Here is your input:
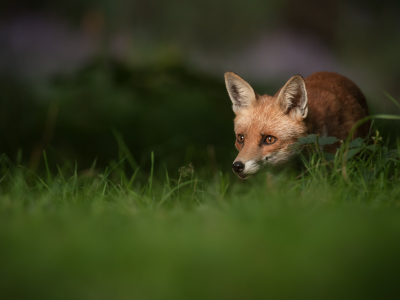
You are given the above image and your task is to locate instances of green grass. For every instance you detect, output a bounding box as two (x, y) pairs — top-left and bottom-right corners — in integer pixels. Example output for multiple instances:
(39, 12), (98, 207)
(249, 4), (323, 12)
(1, 134), (400, 300)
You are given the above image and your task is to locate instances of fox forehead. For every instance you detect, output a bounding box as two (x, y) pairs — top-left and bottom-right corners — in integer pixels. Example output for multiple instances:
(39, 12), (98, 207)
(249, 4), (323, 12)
(234, 97), (305, 140)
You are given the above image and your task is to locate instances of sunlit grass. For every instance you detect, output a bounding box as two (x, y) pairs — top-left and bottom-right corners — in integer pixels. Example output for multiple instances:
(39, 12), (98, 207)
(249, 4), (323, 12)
(1, 129), (400, 299)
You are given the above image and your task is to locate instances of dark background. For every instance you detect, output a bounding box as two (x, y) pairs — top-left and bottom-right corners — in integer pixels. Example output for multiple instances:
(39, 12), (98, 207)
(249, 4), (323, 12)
(1, 0), (400, 172)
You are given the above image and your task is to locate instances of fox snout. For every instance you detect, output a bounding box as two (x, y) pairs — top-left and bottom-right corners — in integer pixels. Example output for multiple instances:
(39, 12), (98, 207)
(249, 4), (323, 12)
(232, 161), (245, 174)
(232, 160), (260, 179)
(232, 158), (266, 179)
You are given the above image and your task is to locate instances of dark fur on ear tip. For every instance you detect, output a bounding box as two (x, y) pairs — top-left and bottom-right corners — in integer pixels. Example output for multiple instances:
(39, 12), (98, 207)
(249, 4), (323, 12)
(225, 72), (257, 111)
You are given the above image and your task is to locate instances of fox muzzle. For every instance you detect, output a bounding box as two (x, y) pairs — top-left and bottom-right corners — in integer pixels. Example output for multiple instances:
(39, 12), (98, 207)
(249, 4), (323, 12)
(232, 161), (245, 174)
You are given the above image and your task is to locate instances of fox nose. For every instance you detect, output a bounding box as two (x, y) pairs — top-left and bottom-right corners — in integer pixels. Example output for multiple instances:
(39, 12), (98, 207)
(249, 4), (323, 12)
(232, 161), (245, 174)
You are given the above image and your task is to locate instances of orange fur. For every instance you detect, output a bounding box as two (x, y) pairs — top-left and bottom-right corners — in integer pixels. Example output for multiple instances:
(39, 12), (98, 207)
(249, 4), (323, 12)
(225, 71), (370, 179)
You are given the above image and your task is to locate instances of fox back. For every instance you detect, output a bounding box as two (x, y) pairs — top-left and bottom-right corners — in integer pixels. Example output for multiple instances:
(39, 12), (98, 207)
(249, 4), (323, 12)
(225, 71), (370, 179)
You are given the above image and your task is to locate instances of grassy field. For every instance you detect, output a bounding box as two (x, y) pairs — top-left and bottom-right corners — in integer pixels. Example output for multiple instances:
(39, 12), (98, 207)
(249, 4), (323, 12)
(1, 134), (400, 300)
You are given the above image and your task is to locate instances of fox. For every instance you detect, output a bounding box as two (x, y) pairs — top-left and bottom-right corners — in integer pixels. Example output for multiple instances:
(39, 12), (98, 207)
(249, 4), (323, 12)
(225, 71), (370, 179)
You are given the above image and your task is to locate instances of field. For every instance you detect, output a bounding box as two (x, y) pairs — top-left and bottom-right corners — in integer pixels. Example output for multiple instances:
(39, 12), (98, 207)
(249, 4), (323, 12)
(3, 1), (400, 299)
(1, 132), (400, 300)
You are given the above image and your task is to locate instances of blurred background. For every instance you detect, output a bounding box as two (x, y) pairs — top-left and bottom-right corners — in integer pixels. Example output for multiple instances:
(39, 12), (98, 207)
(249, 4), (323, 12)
(1, 0), (400, 172)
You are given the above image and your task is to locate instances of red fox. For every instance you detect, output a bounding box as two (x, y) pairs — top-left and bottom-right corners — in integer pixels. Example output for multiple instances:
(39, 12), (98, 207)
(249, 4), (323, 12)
(225, 71), (370, 179)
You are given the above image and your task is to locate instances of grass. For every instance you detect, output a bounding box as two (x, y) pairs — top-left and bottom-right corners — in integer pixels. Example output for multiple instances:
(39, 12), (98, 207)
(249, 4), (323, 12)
(1, 132), (400, 300)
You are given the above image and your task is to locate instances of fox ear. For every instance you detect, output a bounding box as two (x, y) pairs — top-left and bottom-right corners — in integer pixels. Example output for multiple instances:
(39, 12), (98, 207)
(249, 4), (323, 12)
(276, 75), (308, 119)
(225, 72), (257, 113)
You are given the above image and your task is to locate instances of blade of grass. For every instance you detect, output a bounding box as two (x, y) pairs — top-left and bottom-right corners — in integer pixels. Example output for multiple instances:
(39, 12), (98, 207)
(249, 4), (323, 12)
(0, 167), (10, 184)
(113, 129), (138, 170)
(127, 167), (140, 189)
(88, 158), (98, 186)
(99, 157), (127, 186)
(18, 165), (52, 193)
(56, 164), (66, 184)
(384, 92), (400, 110)
(101, 181), (108, 199)
(74, 160), (78, 201)
(43, 150), (52, 184)
(147, 152), (154, 198)
(157, 180), (197, 207)
(164, 163), (171, 190)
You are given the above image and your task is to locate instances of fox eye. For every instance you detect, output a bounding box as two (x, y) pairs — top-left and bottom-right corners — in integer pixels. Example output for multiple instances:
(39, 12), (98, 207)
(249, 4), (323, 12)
(237, 134), (245, 144)
(263, 135), (277, 145)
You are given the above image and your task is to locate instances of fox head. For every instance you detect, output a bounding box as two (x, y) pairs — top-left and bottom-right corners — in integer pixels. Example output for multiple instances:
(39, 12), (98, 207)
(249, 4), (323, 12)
(225, 72), (308, 179)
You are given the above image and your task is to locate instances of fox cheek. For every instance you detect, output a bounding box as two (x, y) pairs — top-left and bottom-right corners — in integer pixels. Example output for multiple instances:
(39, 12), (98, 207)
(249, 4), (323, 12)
(235, 142), (241, 151)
